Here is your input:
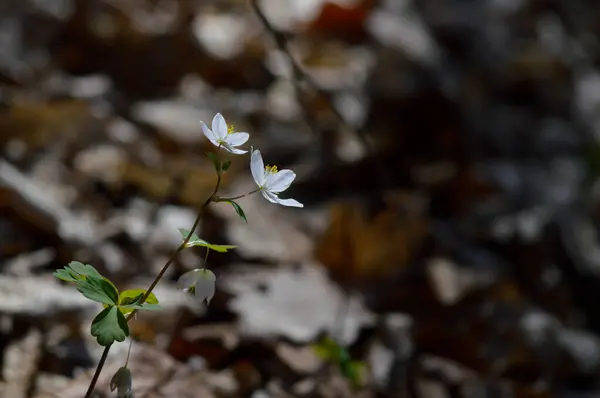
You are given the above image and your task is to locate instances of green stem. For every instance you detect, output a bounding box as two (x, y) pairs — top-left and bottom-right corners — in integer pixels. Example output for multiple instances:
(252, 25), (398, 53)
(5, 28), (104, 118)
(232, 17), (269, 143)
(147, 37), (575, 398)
(215, 188), (259, 202)
(84, 173), (223, 398)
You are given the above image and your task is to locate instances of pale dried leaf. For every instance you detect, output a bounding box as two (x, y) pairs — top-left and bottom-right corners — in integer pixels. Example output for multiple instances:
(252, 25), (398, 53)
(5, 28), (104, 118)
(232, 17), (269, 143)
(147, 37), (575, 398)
(223, 263), (374, 343)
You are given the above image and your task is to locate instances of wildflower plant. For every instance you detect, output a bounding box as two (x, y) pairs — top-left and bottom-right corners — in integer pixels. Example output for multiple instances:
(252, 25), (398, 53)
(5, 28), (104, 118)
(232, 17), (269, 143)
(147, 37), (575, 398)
(53, 112), (362, 395)
(53, 112), (304, 397)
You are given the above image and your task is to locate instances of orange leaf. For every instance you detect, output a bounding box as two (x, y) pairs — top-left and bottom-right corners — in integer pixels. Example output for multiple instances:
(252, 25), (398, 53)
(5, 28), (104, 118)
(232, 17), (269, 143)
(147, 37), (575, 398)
(316, 191), (428, 284)
(303, 0), (377, 44)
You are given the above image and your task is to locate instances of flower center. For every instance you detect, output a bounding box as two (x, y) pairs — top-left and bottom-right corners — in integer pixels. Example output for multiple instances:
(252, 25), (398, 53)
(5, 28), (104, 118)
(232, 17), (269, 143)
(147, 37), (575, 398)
(265, 165), (278, 174)
(227, 124), (235, 135)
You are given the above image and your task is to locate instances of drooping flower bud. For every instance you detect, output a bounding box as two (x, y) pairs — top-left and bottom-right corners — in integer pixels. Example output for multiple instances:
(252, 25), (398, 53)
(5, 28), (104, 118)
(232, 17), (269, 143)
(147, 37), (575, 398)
(177, 268), (216, 305)
(110, 366), (132, 398)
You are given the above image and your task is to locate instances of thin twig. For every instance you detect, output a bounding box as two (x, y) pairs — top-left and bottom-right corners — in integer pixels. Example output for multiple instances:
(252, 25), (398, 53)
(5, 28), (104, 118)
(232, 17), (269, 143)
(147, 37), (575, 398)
(84, 174), (223, 398)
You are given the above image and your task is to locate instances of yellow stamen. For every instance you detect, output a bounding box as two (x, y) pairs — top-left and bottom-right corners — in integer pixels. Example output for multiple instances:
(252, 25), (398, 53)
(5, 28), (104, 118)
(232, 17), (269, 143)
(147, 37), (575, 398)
(227, 124), (235, 135)
(265, 165), (278, 174)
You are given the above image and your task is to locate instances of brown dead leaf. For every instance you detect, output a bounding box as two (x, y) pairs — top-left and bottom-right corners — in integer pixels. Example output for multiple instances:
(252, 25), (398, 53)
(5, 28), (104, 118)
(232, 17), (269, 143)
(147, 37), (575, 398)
(116, 158), (235, 206)
(316, 192), (428, 284)
(0, 100), (93, 148)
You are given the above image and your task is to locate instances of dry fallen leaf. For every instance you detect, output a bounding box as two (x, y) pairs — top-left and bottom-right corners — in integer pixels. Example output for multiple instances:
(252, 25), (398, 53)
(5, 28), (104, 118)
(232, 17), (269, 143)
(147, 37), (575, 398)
(35, 342), (215, 398)
(0, 100), (94, 148)
(316, 192), (428, 284)
(0, 329), (43, 398)
(223, 262), (375, 344)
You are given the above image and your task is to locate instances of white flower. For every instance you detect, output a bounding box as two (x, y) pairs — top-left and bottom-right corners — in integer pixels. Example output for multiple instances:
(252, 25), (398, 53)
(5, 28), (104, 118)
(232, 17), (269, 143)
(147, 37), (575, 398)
(250, 149), (303, 208)
(177, 268), (216, 305)
(201, 113), (249, 154)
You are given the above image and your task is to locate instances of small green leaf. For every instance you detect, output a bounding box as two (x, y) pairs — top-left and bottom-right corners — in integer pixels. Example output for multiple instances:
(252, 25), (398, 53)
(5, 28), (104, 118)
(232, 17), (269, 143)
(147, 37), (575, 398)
(222, 159), (231, 171)
(119, 293), (144, 306)
(53, 269), (79, 282)
(53, 261), (102, 283)
(76, 276), (119, 305)
(340, 360), (366, 389)
(312, 336), (365, 389)
(117, 289), (160, 314)
(207, 152), (221, 172)
(225, 200), (247, 223)
(178, 228), (200, 243)
(178, 229), (237, 252)
(119, 289), (159, 305)
(91, 306), (129, 346)
(312, 336), (343, 361)
(120, 302), (161, 311)
(68, 261), (102, 280)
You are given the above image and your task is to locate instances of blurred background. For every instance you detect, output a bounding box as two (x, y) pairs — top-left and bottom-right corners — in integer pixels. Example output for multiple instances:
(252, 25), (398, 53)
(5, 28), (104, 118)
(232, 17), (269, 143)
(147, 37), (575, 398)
(2, 0), (600, 397)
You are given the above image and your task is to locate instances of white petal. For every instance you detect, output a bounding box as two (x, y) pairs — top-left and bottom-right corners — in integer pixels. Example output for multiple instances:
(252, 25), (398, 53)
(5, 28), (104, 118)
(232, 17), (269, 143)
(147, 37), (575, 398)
(224, 132), (249, 146)
(201, 121), (217, 142)
(274, 197), (304, 208)
(194, 269), (216, 305)
(177, 269), (201, 290)
(265, 169), (296, 193)
(212, 113), (227, 139)
(250, 149), (265, 186)
(227, 147), (247, 155)
(207, 135), (222, 148)
(261, 189), (280, 204)
(262, 189), (303, 207)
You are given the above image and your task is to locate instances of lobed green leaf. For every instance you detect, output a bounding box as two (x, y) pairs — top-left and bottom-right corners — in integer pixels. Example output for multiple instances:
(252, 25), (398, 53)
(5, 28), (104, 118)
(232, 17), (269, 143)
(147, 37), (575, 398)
(76, 276), (119, 306)
(91, 306), (129, 346)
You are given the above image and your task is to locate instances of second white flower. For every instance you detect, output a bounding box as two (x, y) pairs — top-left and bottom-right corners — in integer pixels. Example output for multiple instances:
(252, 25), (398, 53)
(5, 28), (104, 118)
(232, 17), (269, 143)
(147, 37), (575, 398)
(250, 149), (303, 208)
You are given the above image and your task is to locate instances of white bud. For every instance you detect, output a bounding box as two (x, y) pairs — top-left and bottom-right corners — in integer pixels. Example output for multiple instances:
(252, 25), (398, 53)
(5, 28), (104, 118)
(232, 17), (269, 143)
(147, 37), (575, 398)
(110, 366), (132, 398)
(177, 268), (216, 305)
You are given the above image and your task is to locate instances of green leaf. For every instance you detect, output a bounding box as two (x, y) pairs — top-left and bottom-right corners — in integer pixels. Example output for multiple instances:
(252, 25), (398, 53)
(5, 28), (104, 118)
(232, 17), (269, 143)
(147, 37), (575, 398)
(178, 228), (200, 243)
(91, 306), (129, 346)
(225, 200), (247, 223)
(222, 159), (231, 171)
(313, 336), (344, 361)
(119, 289), (159, 305)
(312, 336), (365, 389)
(207, 152), (221, 172)
(53, 261), (102, 283)
(120, 302), (161, 311)
(340, 360), (366, 389)
(76, 276), (119, 305)
(117, 289), (160, 314)
(53, 269), (79, 282)
(68, 261), (102, 279)
(178, 229), (237, 253)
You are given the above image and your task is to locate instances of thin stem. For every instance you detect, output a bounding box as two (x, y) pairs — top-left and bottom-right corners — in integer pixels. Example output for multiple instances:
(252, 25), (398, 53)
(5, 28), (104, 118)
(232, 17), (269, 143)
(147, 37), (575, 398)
(84, 172), (223, 398)
(84, 346), (110, 398)
(215, 188), (260, 202)
(204, 246), (210, 266)
(124, 336), (133, 368)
